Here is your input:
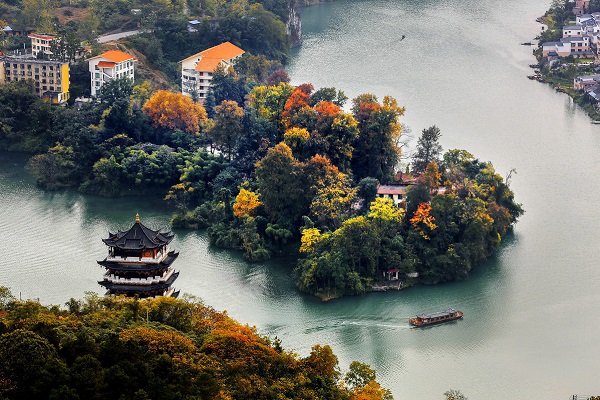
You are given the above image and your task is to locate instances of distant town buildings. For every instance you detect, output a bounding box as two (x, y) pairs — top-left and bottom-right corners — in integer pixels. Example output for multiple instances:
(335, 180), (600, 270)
(180, 42), (245, 102)
(87, 50), (137, 97)
(0, 56), (70, 104)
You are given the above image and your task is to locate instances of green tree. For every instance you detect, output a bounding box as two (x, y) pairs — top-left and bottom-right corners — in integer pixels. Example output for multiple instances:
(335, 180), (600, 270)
(99, 76), (134, 105)
(26, 143), (76, 189)
(209, 100), (245, 161)
(412, 125), (443, 174)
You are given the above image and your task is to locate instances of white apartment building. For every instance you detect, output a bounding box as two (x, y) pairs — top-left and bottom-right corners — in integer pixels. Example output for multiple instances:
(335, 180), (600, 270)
(87, 50), (136, 97)
(180, 42), (245, 102)
(28, 33), (57, 58)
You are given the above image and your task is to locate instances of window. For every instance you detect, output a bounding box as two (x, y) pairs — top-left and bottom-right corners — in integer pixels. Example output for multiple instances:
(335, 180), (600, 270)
(95, 73), (100, 78)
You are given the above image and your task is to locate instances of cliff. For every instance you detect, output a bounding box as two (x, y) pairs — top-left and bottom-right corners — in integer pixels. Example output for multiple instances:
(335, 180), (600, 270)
(287, 0), (303, 48)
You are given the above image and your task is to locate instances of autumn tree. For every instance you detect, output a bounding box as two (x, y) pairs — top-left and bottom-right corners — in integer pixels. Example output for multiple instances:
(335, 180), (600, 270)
(208, 100), (245, 160)
(351, 94), (405, 182)
(143, 90), (207, 134)
(266, 69), (290, 86)
(281, 83), (313, 127)
(412, 125), (443, 174)
(233, 188), (262, 218)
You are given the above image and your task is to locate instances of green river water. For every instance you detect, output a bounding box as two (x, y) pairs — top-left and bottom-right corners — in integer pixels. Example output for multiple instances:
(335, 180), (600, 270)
(1, 0), (600, 398)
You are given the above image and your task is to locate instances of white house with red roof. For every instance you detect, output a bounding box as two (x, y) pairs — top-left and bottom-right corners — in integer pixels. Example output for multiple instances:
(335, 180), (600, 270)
(87, 50), (137, 97)
(179, 42), (245, 102)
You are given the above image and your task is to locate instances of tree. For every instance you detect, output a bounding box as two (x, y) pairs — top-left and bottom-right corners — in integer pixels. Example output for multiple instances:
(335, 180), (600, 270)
(266, 69), (290, 86)
(311, 87), (348, 107)
(26, 143), (76, 189)
(351, 95), (405, 182)
(358, 177), (379, 210)
(412, 125), (443, 174)
(444, 389), (468, 400)
(209, 100), (245, 160)
(203, 65), (247, 117)
(143, 91), (207, 134)
(233, 188), (262, 218)
(255, 142), (302, 224)
(98, 77), (134, 104)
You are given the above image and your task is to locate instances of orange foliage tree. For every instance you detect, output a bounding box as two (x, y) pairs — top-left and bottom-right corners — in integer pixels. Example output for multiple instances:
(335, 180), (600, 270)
(410, 202), (437, 240)
(142, 90), (207, 134)
(233, 188), (262, 218)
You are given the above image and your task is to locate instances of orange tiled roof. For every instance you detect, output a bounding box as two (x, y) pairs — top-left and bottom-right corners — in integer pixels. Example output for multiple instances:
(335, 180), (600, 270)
(199, 42), (245, 60)
(195, 57), (224, 72)
(92, 50), (136, 63)
(97, 61), (116, 68)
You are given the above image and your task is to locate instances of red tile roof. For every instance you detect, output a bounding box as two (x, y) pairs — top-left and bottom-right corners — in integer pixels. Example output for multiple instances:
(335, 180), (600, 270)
(180, 42), (245, 63)
(97, 61), (116, 68)
(91, 50), (136, 63)
(195, 57), (223, 72)
(199, 41), (244, 60)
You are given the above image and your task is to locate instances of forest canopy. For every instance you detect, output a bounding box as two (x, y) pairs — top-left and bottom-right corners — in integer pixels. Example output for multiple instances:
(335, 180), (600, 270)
(0, 287), (393, 400)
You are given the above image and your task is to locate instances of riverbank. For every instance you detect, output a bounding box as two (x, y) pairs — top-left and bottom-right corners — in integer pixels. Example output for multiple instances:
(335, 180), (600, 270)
(532, 4), (600, 121)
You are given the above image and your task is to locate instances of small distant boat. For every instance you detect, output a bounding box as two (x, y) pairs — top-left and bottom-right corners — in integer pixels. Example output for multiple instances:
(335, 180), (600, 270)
(591, 120), (600, 124)
(409, 308), (463, 327)
(521, 42), (533, 46)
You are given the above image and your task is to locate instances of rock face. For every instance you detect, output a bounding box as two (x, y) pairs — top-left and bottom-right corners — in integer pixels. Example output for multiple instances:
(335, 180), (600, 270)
(287, 0), (303, 48)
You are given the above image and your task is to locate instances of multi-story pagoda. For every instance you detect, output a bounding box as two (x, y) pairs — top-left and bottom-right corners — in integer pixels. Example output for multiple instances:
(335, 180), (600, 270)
(98, 214), (180, 298)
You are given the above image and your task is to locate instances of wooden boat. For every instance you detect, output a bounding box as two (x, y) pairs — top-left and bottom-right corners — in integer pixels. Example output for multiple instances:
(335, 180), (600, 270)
(409, 308), (463, 327)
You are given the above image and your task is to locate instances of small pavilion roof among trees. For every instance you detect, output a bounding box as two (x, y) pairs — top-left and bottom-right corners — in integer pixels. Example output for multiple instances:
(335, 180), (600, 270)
(98, 214), (180, 298)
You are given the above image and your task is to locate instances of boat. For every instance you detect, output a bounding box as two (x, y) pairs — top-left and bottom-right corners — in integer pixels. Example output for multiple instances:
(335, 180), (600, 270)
(409, 308), (463, 327)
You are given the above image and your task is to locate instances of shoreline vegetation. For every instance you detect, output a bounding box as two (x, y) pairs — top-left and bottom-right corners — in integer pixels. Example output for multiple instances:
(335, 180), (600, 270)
(533, 0), (600, 121)
(1, 0), (522, 302)
(0, 287), (394, 399)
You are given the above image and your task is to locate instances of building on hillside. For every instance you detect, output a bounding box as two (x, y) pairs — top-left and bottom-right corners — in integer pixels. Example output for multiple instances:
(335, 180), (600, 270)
(574, 0), (590, 14)
(87, 50), (136, 97)
(29, 33), (56, 58)
(179, 41), (245, 103)
(97, 214), (180, 298)
(0, 56), (70, 104)
(376, 184), (412, 207)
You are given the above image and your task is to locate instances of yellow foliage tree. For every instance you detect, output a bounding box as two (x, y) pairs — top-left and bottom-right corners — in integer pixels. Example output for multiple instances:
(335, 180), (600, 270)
(299, 227), (322, 253)
(142, 90), (207, 134)
(233, 188), (262, 218)
(367, 197), (404, 223)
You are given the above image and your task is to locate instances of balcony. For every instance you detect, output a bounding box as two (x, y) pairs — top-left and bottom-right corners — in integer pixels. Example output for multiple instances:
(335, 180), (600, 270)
(103, 267), (175, 285)
(105, 248), (170, 264)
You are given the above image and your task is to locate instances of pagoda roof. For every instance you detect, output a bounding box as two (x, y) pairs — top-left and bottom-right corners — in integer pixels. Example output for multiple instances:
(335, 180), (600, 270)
(98, 252), (179, 271)
(103, 214), (174, 250)
(99, 271), (179, 292)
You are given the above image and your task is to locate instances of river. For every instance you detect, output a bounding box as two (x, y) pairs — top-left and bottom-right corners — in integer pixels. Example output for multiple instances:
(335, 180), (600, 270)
(1, 0), (600, 397)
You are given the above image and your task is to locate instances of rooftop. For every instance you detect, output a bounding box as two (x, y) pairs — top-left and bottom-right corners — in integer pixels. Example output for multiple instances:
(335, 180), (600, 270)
(195, 57), (224, 72)
(90, 50), (137, 63)
(102, 214), (174, 250)
(181, 41), (245, 63)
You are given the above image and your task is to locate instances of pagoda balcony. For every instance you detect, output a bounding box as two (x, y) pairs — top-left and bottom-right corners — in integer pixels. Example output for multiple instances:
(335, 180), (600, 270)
(105, 248), (171, 264)
(103, 267), (176, 286)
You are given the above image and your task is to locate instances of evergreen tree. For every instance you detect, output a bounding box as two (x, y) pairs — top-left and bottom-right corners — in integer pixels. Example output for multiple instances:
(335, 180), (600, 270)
(411, 125), (443, 174)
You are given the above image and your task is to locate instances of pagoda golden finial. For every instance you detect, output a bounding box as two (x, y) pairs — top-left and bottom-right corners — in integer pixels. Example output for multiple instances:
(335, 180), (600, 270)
(135, 213), (140, 223)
